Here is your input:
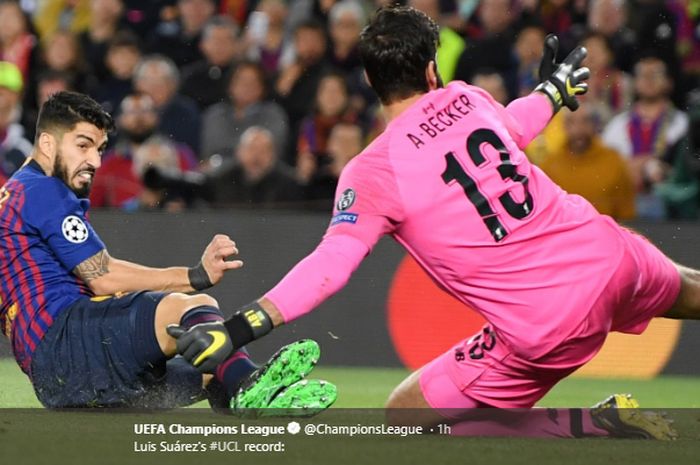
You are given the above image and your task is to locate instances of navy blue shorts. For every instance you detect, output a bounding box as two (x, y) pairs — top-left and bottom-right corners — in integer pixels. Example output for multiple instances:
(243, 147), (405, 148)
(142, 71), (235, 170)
(30, 291), (204, 408)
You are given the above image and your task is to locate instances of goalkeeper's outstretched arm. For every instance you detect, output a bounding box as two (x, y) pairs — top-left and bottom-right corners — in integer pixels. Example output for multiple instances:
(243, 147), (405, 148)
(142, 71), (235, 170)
(262, 234), (370, 324)
(216, 234), (369, 348)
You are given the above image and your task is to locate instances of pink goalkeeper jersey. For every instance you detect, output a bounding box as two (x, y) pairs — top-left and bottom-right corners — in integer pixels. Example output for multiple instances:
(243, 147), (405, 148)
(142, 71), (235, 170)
(268, 81), (627, 360)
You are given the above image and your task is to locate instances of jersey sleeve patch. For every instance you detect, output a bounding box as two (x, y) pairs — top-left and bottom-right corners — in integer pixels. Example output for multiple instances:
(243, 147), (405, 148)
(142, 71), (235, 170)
(324, 154), (402, 249)
(336, 188), (356, 211)
(61, 215), (90, 244)
(330, 212), (359, 226)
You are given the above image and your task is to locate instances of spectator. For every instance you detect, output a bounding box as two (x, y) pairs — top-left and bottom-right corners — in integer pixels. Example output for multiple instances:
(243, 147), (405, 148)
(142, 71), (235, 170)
(409, 0), (466, 83)
(220, 0), (253, 26)
(587, 0), (636, 73)
(21, 69), (75, 142)
(147, 0), (216, 68)
(181, 16), (241, 109)
(310, 0), (345, 23)
(669, 0), (700, 82)
(200, 60), (289, 163)
(454, 0), (518, 100)
(90, 93), (198, 208)
(514, 24), (545, 97)
(275, 19), (331, 163)
(34, 0), (91, 40)
(0, 61), (32, 184)
(93, 30), (142, 114)
(209, 127), (303, 206)
(0, 0), (39, 81)
(327, 0), (376, 123)
(627, 0), (685, 103)
(328, 0), (365, 73)
(35, 71), (74, 107)
(326, 122), (362, 175)
(602, 54), (689, 220)
(284, 0), (326, 39)
(279, 0), (343, 29)
(124, 138), (188, 212)
(651, 91), (700, 219)
(119, 0), (172, 39)
(540, 103), (636, 221)
(303, 122), (363, 203)
(296, 72), (355, 183)
(244, 0), (290, 75)
(580, 32), (634, 126)
(627, 0), (679, 71)
(537, 0), (580, 37)
(471, 68), (509, 105)
(40, 29), (96, 94)
(78, 0), (125, 82)
(133, 54), (201, 153)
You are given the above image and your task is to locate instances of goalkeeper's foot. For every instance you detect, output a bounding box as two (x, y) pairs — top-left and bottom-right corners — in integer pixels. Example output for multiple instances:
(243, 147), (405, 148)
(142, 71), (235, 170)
(231, 339), (321, 413)
(591, 394), (678, 440)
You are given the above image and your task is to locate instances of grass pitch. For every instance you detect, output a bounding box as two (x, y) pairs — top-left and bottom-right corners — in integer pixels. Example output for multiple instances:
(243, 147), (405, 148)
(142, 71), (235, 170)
(3, 358), (700, 408)
(2, 359), (700, 465)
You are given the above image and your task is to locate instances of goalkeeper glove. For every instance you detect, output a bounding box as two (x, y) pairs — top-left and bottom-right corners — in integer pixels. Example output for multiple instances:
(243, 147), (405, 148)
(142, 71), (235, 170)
(167, 322), (233, 373)
(535, 34), (590, 112)
(166, 302), (274, 373)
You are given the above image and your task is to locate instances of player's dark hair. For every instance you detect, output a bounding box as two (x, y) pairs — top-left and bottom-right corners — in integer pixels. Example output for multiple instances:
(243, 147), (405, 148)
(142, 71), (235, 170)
(35, 91), (115, 142)
(359, 6), (440, 105)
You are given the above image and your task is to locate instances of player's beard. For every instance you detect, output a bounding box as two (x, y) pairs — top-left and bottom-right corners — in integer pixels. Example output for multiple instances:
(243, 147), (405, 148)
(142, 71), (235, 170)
(53, 150), (94, 199)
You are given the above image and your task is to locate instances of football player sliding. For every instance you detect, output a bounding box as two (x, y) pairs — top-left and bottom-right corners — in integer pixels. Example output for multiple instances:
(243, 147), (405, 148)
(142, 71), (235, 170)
(0, 91), (336, 414)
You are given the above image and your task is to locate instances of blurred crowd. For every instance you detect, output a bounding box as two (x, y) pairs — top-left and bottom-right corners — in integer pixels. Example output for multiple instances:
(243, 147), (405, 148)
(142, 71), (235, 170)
(1, 0), (700, 219)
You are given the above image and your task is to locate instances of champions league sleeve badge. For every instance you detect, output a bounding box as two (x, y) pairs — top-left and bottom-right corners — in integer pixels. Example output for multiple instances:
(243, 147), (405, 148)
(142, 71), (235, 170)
(332, 188), (359, 226)
(62, 215), (89, 244)
(336, 188), (356, 211)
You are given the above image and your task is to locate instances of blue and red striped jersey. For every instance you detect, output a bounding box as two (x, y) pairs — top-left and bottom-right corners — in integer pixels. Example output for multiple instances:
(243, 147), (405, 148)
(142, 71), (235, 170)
(0, 160), (105, 375)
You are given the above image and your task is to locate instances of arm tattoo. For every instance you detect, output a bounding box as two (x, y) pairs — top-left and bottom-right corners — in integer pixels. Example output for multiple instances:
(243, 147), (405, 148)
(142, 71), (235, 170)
(73, 249), (110, 282)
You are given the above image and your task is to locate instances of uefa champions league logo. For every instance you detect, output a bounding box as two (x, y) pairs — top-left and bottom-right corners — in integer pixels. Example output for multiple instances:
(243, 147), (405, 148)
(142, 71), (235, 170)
(62, 215), (89, 244)
(337, 188), (356, 211)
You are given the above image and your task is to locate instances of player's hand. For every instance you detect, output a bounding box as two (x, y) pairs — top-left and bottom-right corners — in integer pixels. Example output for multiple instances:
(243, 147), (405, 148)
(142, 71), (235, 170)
(167, 323), (234, 373)
(200, 234), (244, 286)
(535, 34), (589, 112)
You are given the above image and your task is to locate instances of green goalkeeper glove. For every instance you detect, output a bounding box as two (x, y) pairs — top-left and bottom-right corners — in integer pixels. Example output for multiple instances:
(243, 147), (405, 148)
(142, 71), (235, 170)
(535, 34), (590, 112)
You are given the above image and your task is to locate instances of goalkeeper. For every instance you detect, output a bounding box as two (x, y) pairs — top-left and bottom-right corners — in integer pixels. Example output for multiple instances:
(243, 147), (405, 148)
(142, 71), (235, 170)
(171, 7), (688, 439)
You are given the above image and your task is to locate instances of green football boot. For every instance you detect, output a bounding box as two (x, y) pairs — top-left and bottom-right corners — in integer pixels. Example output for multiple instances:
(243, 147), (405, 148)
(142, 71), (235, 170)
(261, 379), (337, 417)
(232, 339), (331, 416)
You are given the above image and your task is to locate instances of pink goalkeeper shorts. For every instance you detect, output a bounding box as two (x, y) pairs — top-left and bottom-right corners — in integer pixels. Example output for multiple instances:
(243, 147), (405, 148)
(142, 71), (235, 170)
(420, 222), (681, 415)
